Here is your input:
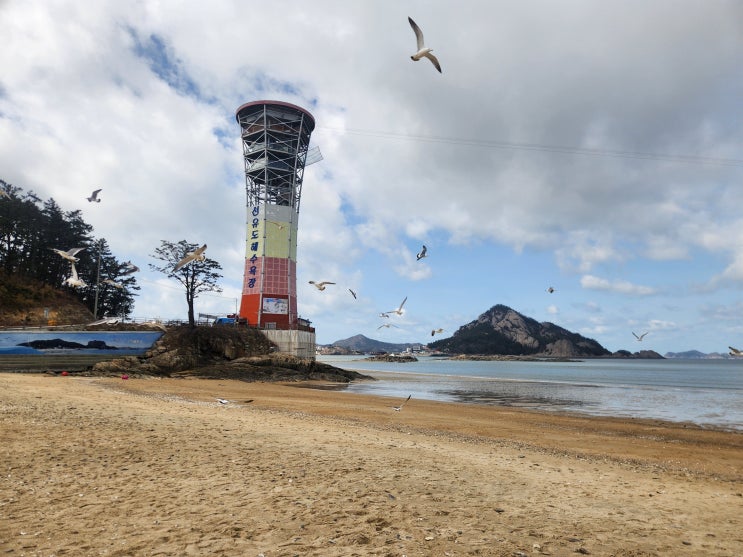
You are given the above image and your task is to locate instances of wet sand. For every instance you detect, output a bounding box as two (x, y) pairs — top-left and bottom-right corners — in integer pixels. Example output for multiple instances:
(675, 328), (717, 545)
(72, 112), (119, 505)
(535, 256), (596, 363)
(1, 373), (742, 556)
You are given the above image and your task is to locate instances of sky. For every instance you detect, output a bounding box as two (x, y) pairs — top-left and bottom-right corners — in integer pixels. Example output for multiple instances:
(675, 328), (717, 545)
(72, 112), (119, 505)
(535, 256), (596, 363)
(1, 0), (743, 354)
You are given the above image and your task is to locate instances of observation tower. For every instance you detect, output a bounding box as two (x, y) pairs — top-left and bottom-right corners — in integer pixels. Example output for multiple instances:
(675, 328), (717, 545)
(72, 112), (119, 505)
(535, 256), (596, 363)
(235, 100), (319, 351)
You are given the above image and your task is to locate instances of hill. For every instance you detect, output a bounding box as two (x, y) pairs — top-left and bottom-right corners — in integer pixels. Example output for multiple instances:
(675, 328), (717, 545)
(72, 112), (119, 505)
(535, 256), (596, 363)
(0, 271), (94, 326)
(664, 350), (729, 359)
(429, 304), (611, 358)
(324, 334), (417, 354)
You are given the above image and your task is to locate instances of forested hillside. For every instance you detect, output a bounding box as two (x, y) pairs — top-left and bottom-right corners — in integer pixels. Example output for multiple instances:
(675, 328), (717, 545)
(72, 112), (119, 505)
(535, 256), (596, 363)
(0, 179), (139, 321)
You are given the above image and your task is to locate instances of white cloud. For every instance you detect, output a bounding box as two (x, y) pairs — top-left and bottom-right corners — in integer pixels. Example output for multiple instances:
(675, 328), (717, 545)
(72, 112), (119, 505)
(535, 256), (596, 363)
(580, 275), (658, 296)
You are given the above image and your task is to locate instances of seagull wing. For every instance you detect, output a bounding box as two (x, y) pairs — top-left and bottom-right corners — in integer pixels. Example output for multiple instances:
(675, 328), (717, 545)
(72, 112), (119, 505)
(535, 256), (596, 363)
(173, 253), (195, 271)
(408, 17), (425, 50)
(632, 332), (640, 340)
(398, 296), (408, 311)
(422, 52), (442, 73)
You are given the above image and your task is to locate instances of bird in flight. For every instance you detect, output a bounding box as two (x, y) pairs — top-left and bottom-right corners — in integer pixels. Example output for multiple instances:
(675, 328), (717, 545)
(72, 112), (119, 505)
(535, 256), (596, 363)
(309, 280), (335, 291)
(392, 394), (412, 411)
(216, 398), (229, 405)
(416, 245), (428, 260)
(632, 331), (648, 341)
(408, 17), (441, 73)
(102, 278), (123, 289)
(51, 247), (85, 262)
(87, 189), (102, 202)
(431, 328), (444, 336)
(729, 346), (742, 357)
(64, 262), (87, 288)
(386, 296), (408, 316)
(377, 323), (399, 330)
(546, 286), (555, 294)
(348, 288), (357, 299)
(0, 189), (9, 199)
(120, 261), (139, 275)
(174, 244), (207, 272)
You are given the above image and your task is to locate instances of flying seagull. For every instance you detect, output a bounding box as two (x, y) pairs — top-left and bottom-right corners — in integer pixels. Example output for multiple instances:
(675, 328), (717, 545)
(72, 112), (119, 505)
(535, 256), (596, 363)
(416, 245), (427, 260)
(87, 189), (102, 202)
(309, 280), (335, 291)
(348, 288), (357, 299)
(51, 247), (85, 262)
(431, 328), (444, 336)
(120, 261), (139, 275)
(216, 398), (229, 405)
(392, 394), (412, 411)
(632, 331), (648, 341)
(102, 278), (124, 289)
(547, 286), (555, 294)
(64, 262), (87, 288)
(408, 17), (441, 73)
(0, 189), (9, 199)
(174, 244), (207, 272)
(379, 312), (390, 318)
(387, 296), (408, 316)
(729, 346), (742, 357)
(377, 323), (399, 330)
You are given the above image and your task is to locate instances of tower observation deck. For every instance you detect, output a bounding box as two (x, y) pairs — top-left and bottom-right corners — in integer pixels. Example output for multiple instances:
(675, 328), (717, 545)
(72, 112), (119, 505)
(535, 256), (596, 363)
(235, 100), (316, 331)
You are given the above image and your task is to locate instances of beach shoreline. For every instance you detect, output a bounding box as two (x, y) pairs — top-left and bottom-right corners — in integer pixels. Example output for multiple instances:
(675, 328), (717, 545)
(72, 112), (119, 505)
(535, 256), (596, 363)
(1, 373), (742, 556)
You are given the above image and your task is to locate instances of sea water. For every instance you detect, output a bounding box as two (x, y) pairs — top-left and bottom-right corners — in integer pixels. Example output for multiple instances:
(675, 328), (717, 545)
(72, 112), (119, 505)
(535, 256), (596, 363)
(318, 355), (743, 431)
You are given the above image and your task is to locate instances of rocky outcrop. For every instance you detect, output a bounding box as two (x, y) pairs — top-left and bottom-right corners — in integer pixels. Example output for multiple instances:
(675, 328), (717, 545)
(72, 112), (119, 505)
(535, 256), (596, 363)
(429, 304), (610, 358)
(90, 325), (372, 382)
(364, 354), (418, 363)
(608, 349), (664, 359)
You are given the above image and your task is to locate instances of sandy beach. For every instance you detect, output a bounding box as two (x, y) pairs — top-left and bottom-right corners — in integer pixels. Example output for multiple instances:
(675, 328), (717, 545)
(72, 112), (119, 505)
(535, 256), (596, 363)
(1, 373), (742, 556)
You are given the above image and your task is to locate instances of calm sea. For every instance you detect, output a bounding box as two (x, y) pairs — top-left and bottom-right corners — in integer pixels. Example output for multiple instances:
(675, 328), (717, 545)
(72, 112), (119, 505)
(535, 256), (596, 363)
(317, 355), (743, 431)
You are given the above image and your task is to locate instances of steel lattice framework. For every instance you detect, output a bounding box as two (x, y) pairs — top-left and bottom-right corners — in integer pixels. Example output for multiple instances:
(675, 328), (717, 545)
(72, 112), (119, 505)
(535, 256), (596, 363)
(236, 101), (315, 211)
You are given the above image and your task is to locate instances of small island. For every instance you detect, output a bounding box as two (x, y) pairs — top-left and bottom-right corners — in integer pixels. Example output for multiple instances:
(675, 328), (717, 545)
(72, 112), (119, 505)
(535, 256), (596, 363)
(364, 354), (418, 363)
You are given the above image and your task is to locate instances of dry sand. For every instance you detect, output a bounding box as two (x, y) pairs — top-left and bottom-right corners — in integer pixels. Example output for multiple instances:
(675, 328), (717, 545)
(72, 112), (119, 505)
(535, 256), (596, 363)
(1, 372), (742, 556)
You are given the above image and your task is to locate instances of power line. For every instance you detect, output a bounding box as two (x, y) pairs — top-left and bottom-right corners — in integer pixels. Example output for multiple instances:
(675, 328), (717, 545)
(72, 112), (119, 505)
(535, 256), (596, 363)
(316, 126), (743, 167)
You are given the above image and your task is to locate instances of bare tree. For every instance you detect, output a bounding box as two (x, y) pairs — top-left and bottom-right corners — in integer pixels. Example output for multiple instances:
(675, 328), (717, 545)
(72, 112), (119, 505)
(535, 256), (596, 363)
(149, 240), (223, 327)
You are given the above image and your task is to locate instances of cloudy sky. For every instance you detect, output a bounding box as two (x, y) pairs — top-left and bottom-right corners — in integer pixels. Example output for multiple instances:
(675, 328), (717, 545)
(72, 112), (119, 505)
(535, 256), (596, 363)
(2, 0), (742, 354)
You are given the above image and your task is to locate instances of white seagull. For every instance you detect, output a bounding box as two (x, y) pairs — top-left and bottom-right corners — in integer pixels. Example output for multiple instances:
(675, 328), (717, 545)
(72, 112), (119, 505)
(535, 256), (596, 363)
(416, 245), (428, 260)
(51, 247), (85, 262)
(377, 323), (399, 330)
(729, 346), (742, 357)
(120, 261), (139, 275)
(431, 328), (444, 336)
(386, 296), (408, 316)
(408, 17), (442, 73)
(64, 262), (87, 288)
(87, 188), (102, 202)
(216, 398), (229, 405)
(102, 278), (124, 289)
(379, 312), (390, 318)
(0, 189), (9, 199)
(309, 280), (335, 291)
(174, 244), (207, 272)
(392, 394), (411, 412)
(632, 331), (648, 341)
